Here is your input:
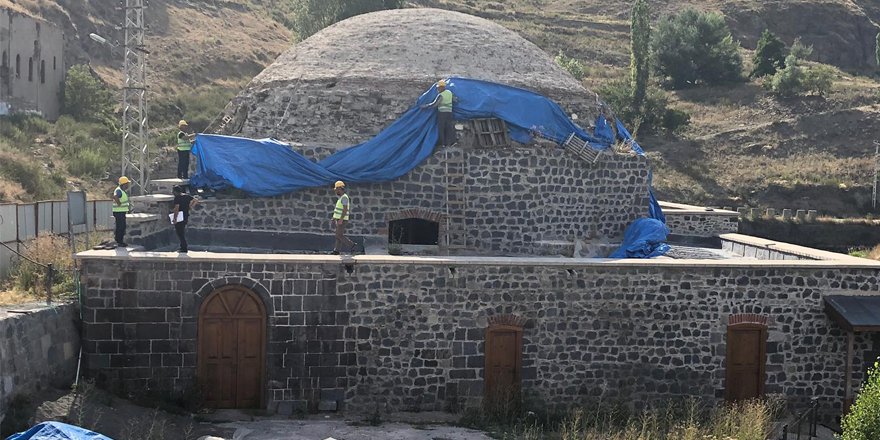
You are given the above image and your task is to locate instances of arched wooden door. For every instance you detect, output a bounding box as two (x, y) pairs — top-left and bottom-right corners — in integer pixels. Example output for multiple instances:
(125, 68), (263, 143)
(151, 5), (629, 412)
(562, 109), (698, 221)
(725, 323), (767, 401)
(198, 285), (266, 408)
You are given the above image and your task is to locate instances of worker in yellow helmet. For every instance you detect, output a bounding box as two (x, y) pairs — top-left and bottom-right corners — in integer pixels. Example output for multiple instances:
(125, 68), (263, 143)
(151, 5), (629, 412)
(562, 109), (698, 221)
(176, 120), (196, 179)
(331, 181), (360, 254)
(421, 79), (458, 148)
(112, 176), (131, 248)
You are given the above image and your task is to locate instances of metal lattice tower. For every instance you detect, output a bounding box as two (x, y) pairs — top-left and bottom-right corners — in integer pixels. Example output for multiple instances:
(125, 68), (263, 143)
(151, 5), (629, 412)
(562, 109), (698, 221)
(122, 0), (149, 195)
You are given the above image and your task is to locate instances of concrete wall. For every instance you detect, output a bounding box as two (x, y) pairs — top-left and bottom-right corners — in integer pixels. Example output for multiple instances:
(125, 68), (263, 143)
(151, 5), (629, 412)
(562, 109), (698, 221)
(144, 146), (650, 256)
(0, 304), (80, 425)
(77, 255), (880, 417)
(0, 9), (65, 120)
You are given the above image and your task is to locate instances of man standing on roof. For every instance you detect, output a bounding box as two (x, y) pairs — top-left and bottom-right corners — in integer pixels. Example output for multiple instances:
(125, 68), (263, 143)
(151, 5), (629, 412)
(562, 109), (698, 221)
(171, 185), (199, 253)
(112, 176), (131, 248)
(421, 79), (457, 148)
(176, 120), (196, 179)
(331, 181), (358, 255)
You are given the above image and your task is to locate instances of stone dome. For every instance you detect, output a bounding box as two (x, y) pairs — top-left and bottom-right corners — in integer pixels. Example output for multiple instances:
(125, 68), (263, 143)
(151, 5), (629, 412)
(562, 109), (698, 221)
(216, 8), (597, 146)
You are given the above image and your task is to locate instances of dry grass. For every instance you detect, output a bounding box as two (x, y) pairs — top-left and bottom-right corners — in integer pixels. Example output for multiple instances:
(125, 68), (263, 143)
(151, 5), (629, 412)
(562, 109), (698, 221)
(0, 234), (84, 306)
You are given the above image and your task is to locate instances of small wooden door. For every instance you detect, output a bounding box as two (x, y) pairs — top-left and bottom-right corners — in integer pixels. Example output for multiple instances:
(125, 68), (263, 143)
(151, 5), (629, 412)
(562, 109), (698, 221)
(198, 285), (266, 408)
(725, 323), (767, 401)
(485, 325), (523, 400)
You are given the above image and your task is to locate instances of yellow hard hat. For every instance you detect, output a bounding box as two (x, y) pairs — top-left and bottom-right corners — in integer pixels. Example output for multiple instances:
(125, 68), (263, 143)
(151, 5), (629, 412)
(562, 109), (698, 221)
(334, 181), (345, 189)
(118, 176), (130, 185)
(437, 79), (447, 88)
(178, 120), (188, 127)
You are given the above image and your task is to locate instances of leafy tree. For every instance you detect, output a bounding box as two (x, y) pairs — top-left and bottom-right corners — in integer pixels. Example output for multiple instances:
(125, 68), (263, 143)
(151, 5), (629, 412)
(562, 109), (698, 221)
(767, 54), (804, 97)
(750, 29), (786, 78)
(630, 0), (651, 112)
(652, 8), (743, 88)
(841, 360), (880, 440)
(598, 80), (689, 135)
(789, 37), (814, 60)
(554, 51), (586, 80)
(767, 38), (833, 98)
(803, 65), (834, 96)
(62, 65), (114, 123)
(291, 0), (404, 40)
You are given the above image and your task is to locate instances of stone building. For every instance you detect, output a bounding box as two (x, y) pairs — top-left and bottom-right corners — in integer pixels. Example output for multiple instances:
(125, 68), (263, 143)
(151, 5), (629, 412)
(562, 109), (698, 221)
(75, 8), (880, 421)
(0, 8), (65, 120)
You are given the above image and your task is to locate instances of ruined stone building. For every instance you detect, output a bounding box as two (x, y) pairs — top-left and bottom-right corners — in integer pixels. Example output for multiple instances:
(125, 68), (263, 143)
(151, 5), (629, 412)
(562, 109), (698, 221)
(75, 9), (880, 418)
(0, 8), (64, 120)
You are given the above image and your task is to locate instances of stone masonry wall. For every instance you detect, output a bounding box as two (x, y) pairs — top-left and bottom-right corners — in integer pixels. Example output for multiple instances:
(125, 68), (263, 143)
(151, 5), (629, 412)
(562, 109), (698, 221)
(178, 146), (650, 255)
(0, 304), (80, 425)
(78, 256), (879, 418)
(665, 213), (739, 238)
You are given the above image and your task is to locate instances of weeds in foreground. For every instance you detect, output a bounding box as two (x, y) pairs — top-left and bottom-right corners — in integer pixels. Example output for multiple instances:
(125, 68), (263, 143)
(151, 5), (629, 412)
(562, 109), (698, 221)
(463, 397), (779, 440)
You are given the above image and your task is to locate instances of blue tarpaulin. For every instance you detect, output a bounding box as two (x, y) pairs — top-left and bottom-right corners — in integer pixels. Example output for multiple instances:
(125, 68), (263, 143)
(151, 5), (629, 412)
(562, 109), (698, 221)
(5, 422), (113, 440)
(609, 218), (671, 259)
(190, 77), (610, 196)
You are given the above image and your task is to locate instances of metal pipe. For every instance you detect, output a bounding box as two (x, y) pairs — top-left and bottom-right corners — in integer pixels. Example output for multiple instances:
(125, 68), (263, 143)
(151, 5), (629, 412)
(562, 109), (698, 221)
(845, 331), (854, 412)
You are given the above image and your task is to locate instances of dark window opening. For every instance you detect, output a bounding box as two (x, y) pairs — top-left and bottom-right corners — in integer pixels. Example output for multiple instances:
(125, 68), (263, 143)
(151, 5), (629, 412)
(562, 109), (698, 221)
(53, 56), (56, 70)
(40, 60), (45, 83)
(15, 54), (20, 78)
(389, 218), (439, 245)
(28, 57), (33, 81)
(473, 118), (510, 148)
(1, 51), (6, 68)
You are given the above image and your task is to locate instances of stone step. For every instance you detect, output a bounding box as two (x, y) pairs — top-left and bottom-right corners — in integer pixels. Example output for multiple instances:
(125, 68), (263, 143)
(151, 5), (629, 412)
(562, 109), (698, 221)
(126, 213), (160, 223)
(130, 194), (174, 204)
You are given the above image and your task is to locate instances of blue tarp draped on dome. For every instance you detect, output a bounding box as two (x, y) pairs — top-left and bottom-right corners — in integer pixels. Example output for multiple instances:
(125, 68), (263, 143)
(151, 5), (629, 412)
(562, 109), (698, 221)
(189, 77), (666, 255)
(5, 422), (113, 440)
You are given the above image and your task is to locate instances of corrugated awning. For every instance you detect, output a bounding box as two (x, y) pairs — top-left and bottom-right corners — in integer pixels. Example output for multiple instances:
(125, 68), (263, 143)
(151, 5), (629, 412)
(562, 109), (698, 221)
(825, 295), (880, 332)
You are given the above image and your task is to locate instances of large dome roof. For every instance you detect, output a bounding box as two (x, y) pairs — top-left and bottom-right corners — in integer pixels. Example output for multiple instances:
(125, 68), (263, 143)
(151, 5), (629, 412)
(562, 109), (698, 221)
(253, 8), (586, 93)
(216, 8), (597, 146)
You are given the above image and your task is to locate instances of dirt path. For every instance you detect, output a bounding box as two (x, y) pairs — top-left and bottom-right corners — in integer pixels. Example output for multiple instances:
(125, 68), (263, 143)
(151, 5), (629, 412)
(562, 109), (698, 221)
(220, 419), (493, 440)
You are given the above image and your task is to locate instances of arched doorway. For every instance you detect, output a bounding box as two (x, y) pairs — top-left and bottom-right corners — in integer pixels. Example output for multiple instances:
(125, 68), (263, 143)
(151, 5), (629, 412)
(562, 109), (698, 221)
(725, 315), (768, 401)
(198, 285), (267, 408)
(484, 315), (525, 406)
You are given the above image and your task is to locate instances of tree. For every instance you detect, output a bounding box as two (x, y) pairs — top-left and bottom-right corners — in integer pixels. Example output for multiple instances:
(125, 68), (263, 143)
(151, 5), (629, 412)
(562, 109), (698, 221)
(292, 0), (404, 40)
(62, 65), (114, 123)
(630, 0), (651, 113)
(652, 8), (743, 88)
(750, 29), (786, 78)
(841, 360), (880, 440)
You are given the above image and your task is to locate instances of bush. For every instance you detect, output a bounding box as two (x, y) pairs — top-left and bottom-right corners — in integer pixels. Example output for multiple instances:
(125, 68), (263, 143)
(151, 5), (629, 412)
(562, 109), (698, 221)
(0, 151), (64, 199)
(63, 64), (114, 122)
(0, 113), (49, 149)
(598, 80), (690, 135)
(289, 0), (404, 40)
(767, 55), (804, 97)
(803, 65), (834, 96)
(150, 87), (237, 134)
(13, 235), (75, 297)
(555, 51), (586, 80)
(751, 29), (787, 78)
(841, 360), (880, 440)
(653, 8), (744, 88)
(67, 148), (109, 177)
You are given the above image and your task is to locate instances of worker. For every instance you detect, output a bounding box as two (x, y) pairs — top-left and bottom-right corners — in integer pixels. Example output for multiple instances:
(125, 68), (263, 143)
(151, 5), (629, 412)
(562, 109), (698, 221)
(176, 120), (196, 179)
(421, 79), (457, 148)
(112, 176), (131, 248)
(331, 181), (358, 255)
(171, 185), (199, 253)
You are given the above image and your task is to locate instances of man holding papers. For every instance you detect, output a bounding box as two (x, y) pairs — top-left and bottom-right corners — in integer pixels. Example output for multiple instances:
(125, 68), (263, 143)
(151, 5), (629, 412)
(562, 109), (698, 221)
(170, 185), (199, 253)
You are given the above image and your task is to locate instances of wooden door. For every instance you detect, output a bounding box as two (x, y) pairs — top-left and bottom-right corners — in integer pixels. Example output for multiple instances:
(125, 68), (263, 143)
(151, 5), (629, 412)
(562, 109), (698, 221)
(725, 324), (767, 401)
(485, 325), (523, 401)
(198, 285), (266, 408)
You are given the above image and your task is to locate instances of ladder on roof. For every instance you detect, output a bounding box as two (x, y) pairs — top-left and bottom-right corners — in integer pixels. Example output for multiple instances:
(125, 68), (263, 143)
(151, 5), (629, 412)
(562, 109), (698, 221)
(564, 133), (602, 164)
(444, 146), (468, 251)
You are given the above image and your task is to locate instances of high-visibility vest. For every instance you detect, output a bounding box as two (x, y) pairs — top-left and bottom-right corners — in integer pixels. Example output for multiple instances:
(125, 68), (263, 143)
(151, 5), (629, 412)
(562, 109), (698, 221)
(113, 186), (129, 212)
(438, 90), (453, 113)
(177, 131), (192, 151)
(333, 194), (350, 220)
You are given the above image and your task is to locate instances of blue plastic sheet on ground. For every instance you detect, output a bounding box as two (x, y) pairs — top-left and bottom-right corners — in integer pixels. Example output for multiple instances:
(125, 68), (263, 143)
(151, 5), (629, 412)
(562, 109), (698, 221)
(609, 218), (671, 259)
(5, 422), (114, 440)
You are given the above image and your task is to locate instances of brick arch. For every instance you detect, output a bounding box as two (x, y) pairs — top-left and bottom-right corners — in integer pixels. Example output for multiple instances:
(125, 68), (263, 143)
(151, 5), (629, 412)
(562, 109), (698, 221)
(728, 313), (770, 327)
(488, 314), (528, 329)
(193, 277), (274, 317)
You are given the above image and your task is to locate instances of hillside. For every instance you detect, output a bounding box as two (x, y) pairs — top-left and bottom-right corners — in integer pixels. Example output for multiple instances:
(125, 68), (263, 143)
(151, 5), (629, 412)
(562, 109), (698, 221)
(1, 0), (880, 216)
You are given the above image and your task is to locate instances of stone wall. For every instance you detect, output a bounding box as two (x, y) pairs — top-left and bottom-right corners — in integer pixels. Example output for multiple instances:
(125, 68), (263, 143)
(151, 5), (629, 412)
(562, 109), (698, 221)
(162, 146), (650, 255)
(78, 255), (880, 417)
(0, 304), (80, 425)
(665, 212), (739, 238)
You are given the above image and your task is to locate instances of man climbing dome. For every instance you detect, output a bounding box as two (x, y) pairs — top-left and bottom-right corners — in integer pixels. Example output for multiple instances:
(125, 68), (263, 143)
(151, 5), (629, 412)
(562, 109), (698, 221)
(176, 120), (196, 179)
(421, 79), (457, 148)
(331, 181), (361, 255)
(112, 176), (131, 248)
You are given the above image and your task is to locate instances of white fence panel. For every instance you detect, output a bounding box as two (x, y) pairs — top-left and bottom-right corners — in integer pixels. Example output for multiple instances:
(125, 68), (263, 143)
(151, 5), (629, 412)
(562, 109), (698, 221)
(52, 201), (68, 234)
(95, 201), (113, 230)
(0, 244), (17, 279)
(0, 204), (16, 242)
(17, 204), (35, 240)
(37, 202), (53, 233)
